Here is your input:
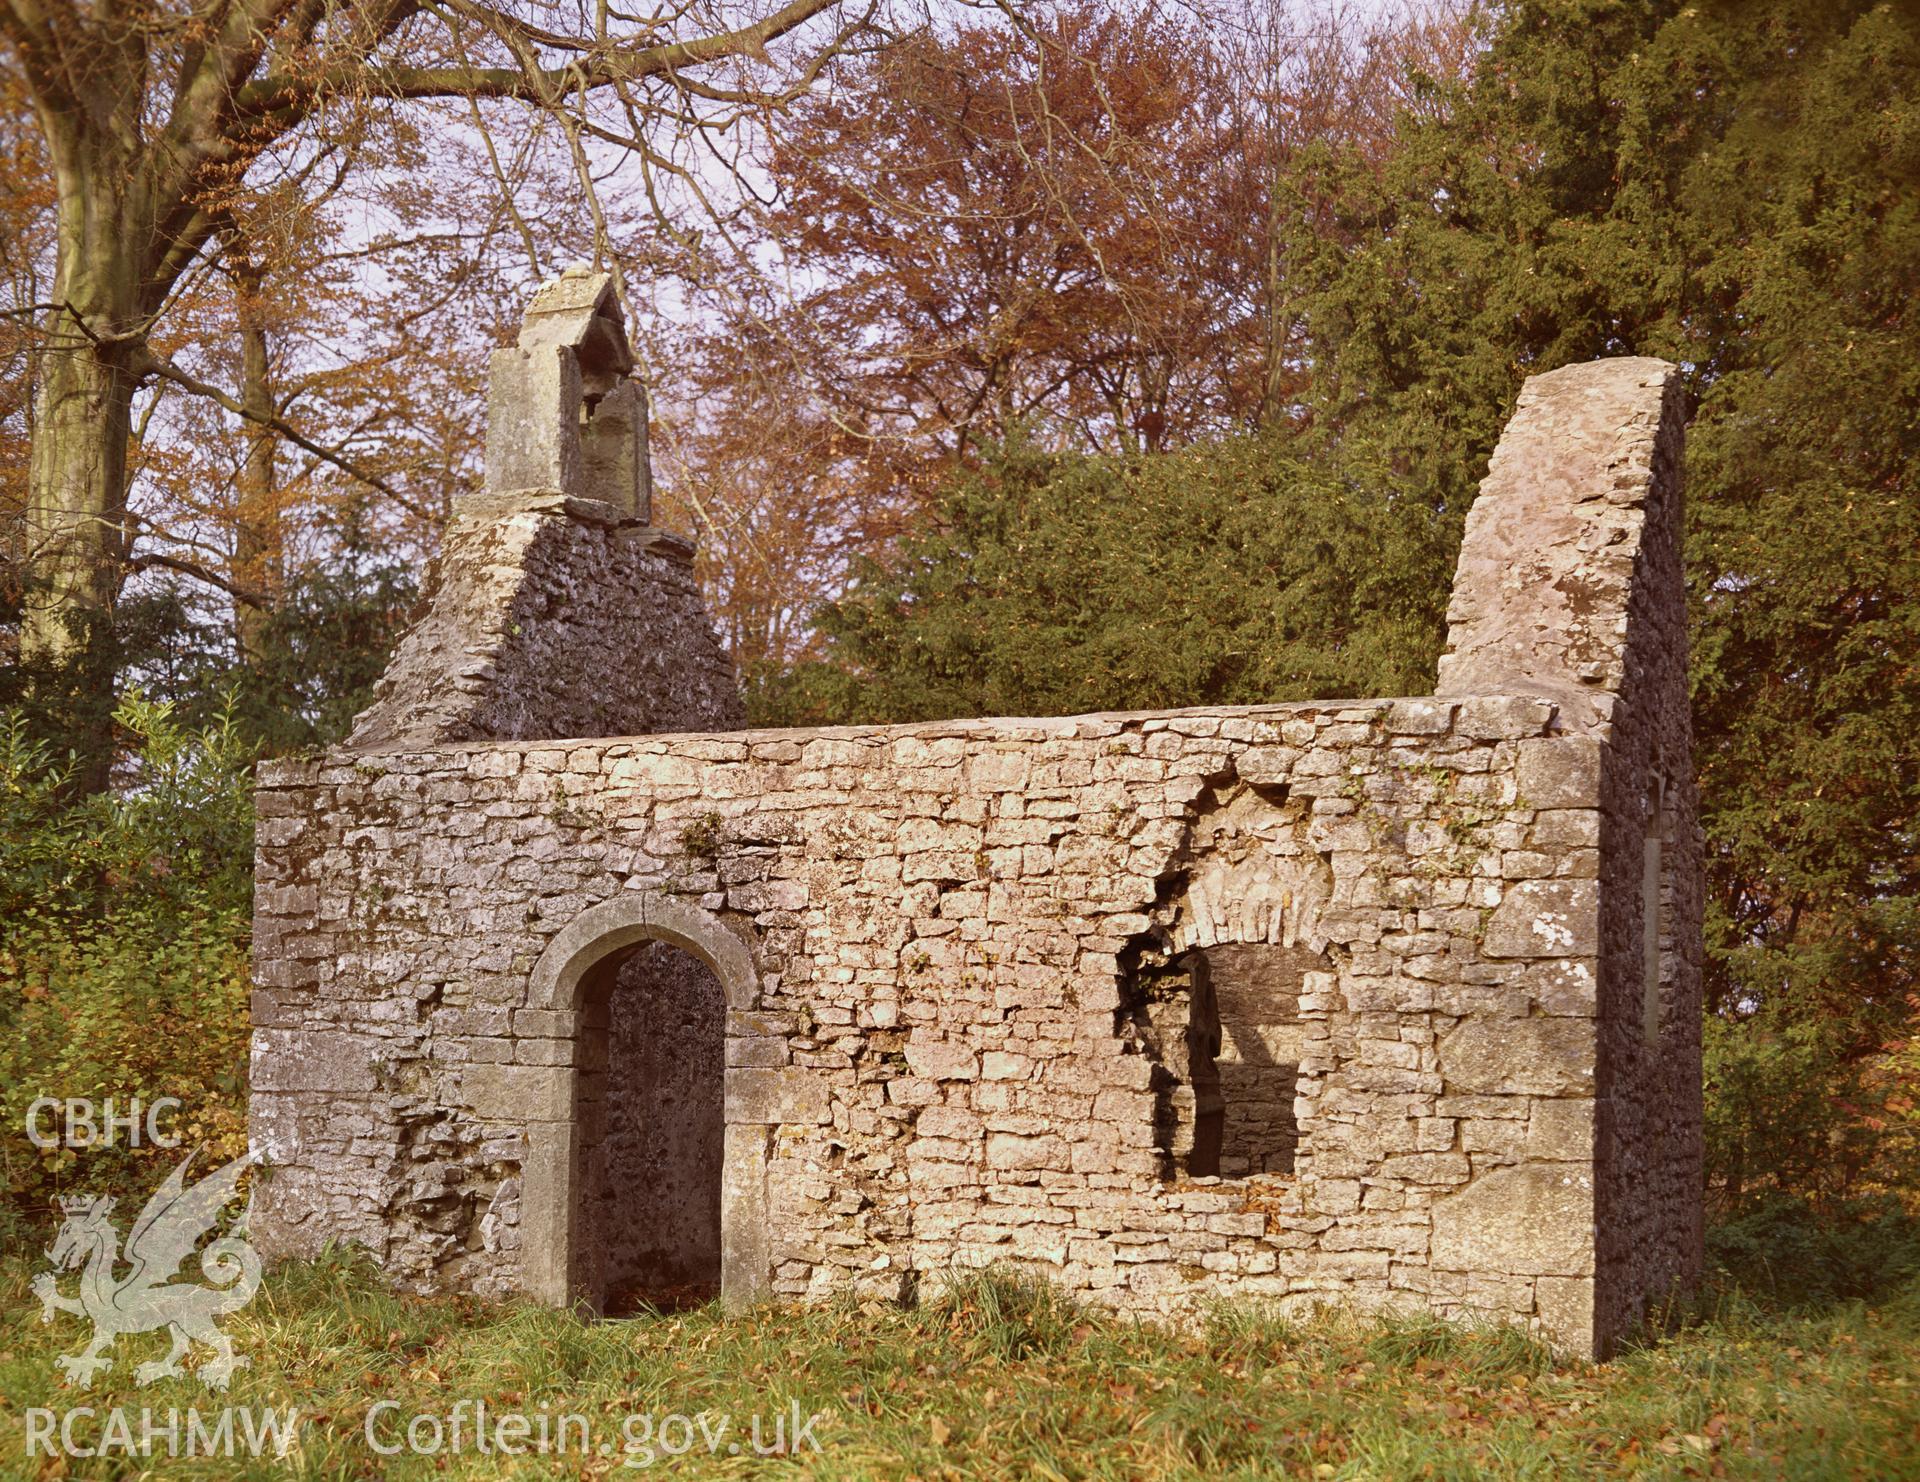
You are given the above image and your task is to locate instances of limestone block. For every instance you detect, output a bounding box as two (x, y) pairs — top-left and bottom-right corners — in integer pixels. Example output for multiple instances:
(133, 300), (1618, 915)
(725, 1068), (831, 1125)
(903, 1039), (980, 1081)
(1384, 699), (1454, 735)
(1526, 1098), (1595, 1160)
(1461, 1250), (1531, 1289)
(511, 1008), (578, 1037)
(916, 1106), (982, 1139)
(722, 1123), (772, 1307)
(1483, 879), (1598, 958)
(485, 346), (582, 494)
(463, 1063), (570, 1122)
(1377, 1152), (1471, 1184)
(986, 1133), (1067, 1171)
(250, 1029), (381, 1093)
(249, 991), (299, 1028)
(1438, 1018), (1594, 1097)
(1430, 1163), (1594, 1276)
(1454, 697), (1556, 740)
(1523, 958), (1598, 1016)
(1516, 737), (1604, 810)
(1528, 809), (1601, 849)
(1534, 1275), (1596, 1356)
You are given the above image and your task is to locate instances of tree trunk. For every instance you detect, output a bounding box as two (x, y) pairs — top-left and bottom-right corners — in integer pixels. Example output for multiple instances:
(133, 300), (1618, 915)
(1258, 143), (1290, 431)
(18, 124), (145, 670)
(19, 306), (137, 664)
(232, 259), (281, 667)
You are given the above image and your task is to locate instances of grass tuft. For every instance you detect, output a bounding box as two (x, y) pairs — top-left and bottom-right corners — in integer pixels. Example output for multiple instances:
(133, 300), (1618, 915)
(3, 1245), (1919, 1477)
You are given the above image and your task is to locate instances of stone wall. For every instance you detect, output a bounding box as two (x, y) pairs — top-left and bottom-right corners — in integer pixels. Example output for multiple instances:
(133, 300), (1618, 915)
(253, 696), (1612, 1348)
(1581, 370), (1705, 1343)
(249, 356), (1703, 1358)
(1436, 359), (1704, 1342)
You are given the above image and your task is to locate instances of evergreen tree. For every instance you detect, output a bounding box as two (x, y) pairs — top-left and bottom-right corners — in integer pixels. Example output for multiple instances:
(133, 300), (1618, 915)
(758, 433), (1452, 726)
(1308, 0), (1920, 1202)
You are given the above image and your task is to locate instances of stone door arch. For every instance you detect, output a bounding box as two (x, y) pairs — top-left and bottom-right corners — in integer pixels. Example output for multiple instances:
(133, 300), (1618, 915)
(520, 892), (769, 1310)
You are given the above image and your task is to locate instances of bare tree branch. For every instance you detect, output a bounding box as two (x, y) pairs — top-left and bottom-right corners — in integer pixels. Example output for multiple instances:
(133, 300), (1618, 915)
(126, 549), (273, 610)
(131, 347), (438, 525)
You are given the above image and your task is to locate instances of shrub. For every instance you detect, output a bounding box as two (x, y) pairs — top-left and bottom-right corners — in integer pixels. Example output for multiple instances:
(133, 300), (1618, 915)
(0, 694), (254, 1224)
(763, 432), (1454, 727)
(1706, 1193), (1920, 1308)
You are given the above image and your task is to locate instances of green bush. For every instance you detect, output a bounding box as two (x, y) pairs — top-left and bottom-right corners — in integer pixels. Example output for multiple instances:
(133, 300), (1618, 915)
(1705, 1009), (1920, 1214)
(1707, 1194), (1920, 1308)
(0, 694), (254, 1224)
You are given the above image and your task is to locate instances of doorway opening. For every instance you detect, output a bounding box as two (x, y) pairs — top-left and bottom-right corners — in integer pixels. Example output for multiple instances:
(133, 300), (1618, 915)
(572, 939), (725, 1313)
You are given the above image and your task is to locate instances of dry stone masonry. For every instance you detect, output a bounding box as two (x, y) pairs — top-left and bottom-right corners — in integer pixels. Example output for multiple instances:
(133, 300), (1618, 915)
(249, 287), (1702, 1358)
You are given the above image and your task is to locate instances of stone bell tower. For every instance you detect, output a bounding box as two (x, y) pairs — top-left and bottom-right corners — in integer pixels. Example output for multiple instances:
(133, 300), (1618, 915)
(338, 267), (741, 750)
(484, 265), (652, 519)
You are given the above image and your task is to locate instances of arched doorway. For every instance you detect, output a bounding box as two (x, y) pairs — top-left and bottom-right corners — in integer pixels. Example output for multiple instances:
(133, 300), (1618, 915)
(574, 940), (725, 1312)
(521, 893), (768, 1312)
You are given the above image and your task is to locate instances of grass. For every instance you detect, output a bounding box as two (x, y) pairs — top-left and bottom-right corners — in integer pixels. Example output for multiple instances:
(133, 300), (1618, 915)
(2, 1250), (1919, 1480)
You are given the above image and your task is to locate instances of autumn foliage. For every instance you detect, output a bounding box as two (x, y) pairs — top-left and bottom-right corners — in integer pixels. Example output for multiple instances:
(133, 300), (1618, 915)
(660, 2), (1447, 672)
(1, 0), (1916, 1232)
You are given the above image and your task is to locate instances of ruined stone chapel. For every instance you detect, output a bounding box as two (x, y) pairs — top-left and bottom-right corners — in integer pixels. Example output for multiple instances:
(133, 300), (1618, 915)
(249, 269), (1704, 1357)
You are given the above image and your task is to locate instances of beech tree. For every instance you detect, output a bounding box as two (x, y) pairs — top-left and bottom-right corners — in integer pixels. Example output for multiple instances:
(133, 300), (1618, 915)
(751, 4), (1242, 462)
(0, 68), (53, 540)
(1, 0), (873, 685)
(1, 67), (615, 772)
(663, 2), (1456, 681)
(126, 112), (577, 652)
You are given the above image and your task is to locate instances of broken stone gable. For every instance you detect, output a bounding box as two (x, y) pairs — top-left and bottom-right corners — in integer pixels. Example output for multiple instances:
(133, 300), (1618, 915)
(249, 272), (1703, 1357)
